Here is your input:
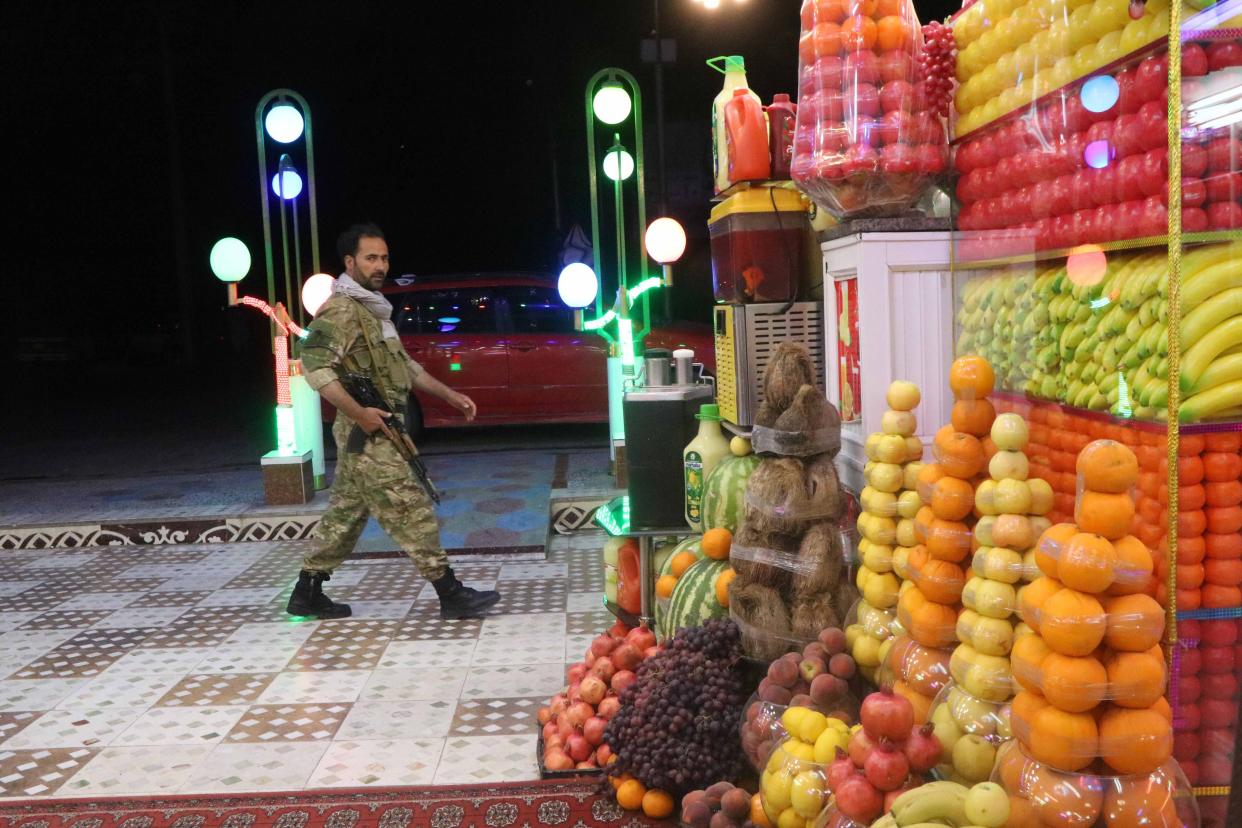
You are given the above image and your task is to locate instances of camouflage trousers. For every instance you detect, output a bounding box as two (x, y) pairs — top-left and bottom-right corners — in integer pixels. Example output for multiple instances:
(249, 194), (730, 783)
(302, 422), (448, 581)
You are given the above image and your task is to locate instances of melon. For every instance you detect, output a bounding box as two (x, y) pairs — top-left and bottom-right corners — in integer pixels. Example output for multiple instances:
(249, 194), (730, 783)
(655, 536), (702, 636)
(701, 454), (761, 534)
(661, 558), (731, 640)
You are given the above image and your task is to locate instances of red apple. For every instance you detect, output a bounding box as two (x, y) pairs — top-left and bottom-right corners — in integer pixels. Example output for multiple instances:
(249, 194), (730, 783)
(1182, 205), (1207, 232)
(879, 80), (913, 113)
(914, 143), (946, 174)
(1201, 697), (1238, 726)
(1208, 41), (1242, 71)
(814, 56), (846, 88)
(1201, 673), (1238, 701)
(846, 51), (880, 85)
(1183, 142), (1209, 178)
(1117, 156), (1146, 201)
(1183, 43), (1209, 76)
(1207, 137), (1242, 173)
(1207, 201), (1242, 230)
(849, 83), (881, 116)
(1133, 56), (1168, 105)
(879, 50), (912, 84)
(1112, 114), (1143, 158)
(1204, 171), (1242, 203)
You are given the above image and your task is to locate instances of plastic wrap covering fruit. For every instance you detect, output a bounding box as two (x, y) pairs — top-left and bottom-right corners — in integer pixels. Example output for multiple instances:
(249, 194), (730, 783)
(992, 740), (1200, 828)
(1170, 621), (1241, 805)
(791, 0), (947, 218)
(752, 424), (843, 458)
(926, 683), (1014, 785)
(742, 693), (859, 772)
(878, 635), (953, 721)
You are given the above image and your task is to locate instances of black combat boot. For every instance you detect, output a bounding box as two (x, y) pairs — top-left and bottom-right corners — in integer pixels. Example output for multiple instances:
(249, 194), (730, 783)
(433, 569), (501, 620)
(287, 570), (352, 619)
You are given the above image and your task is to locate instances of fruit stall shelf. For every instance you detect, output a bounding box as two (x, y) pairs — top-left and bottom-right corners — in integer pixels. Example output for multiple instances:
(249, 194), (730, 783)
(951, 38), (1168, 143)
(951, 229), (1242, 270)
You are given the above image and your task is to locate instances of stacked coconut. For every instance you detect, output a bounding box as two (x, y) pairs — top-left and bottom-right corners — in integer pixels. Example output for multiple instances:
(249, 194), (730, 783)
(730, 343), (851, 662)
(847, 380), (926, 683)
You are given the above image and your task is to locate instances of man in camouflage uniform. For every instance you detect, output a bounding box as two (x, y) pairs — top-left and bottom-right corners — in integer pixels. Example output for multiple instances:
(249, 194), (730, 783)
(288, 223), (501, 620)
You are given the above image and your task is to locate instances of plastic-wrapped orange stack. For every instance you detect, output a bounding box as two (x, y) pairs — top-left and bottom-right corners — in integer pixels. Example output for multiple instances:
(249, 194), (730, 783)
(1011, 439), (1172, 780)
(889, 356), (997, 722)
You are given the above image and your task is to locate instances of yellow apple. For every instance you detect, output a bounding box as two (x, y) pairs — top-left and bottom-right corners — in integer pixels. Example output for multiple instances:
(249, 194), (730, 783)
(1028, 516), (1051, 540)
(882, 409), (917, 437)
(893, 545), (912, 579)
(1023, 549), (1040, 582)
(863, 571), (900, 609)
(862, 542), (894, 573)
(976, 480), (1000, 516)
(730, 435), (752, 456)
(973, 577), (1018, 620)
(989, 413), (1029, 452)
(972, 614), (1018, 656)
(845, 623), (864, 649)
(975, 516), (997, 547)
(877, 434), (909, 463)
(852, 633), (882, 668)
(886, 381), (921, 411)
(876, 635), (895, 669)
(898, 490), (923, 519)
(981, 546), (1024, 584)
(903, 461), (925, 492)
(864, 433), (883, 461)
(864, 516), (897, 545)
(867, 462), (904, 494)
(863, 486), (898, 517)
(905, 437), (925, 463)
(1027, 478), (1054, 515)
(994, 479), (1033, 514)
(989, 450), (1030, 481)
(952, 733), (999, 782)
(896, 518), (918, 548)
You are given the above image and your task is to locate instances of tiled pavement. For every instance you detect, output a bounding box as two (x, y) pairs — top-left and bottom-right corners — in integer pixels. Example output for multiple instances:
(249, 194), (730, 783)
(0, 533), (607, 799)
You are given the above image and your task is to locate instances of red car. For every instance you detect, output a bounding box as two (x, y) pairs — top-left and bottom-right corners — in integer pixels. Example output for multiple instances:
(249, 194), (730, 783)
(320, 273), (715, 436)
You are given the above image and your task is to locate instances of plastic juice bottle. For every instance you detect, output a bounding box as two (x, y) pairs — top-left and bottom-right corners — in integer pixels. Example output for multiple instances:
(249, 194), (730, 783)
(767, 93), (797, 180)
(709, 55), (762, 193)
(683, 403), (731, 530)
(725, 89), (771, 185)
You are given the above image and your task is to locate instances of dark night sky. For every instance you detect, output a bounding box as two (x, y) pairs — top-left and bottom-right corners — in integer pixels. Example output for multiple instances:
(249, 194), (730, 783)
(5, 0), (955, 375)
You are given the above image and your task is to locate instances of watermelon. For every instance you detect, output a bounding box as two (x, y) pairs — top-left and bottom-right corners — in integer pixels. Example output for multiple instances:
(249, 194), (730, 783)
(701, 454), (761, 534)
(655, 536), (702, 637)
(661, 558), (731, 640)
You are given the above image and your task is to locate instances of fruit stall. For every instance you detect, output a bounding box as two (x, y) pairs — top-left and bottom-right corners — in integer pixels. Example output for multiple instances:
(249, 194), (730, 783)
(535, 0), (1242, 825)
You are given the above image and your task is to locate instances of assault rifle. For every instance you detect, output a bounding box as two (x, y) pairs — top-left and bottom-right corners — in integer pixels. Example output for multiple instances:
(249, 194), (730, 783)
(340, 373), (441, 504)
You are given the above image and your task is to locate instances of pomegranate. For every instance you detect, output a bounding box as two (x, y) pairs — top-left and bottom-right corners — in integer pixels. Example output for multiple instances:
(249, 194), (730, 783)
(583, 715), (608, 746)
(903, 723), (942, 772)
(860, 686), (915, 742)
(557, 716), (575, 741)
(567, 663), (588, 685)
(611, 643), (642, 672)
(847, 728), (875, 767)
(597, 696), (621, 719)
(864, 739), (911, 792)
(835, 772), (884, 823)
(643, 645), (661, 661)
(596, 743), (613, 765)
(565, 700), (594, 728)
(544, 749), (573, 770)
(609, 620), (630, 639)
(590, 658), (616, 683)
(590, 634), (617, 659)
(549, 694), (568, 717)
(611, 669), (637, 694)
(827, 748), (855, 792)
(579, 676), (607, 706)
(566, 733), (592, 762)
(625, 625), (657, 652)
(537, 706), (552, 725)
(545, 732), (563, 750)
(575, 760), (596, 769)
(567, 683), (581, 702)
(542, 720), (557, 743)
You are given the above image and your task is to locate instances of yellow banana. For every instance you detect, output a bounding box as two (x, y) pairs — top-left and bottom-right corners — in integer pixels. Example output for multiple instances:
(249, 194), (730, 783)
(1180, 287), (1242, 352)
(1183, 258), (1242, 311)
(1182, 315), (1242, 392)
(1181, 380), (1242, 422)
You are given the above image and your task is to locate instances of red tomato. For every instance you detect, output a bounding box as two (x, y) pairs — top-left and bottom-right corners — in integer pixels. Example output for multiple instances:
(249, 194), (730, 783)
(1206, 137), (1242, 173)
(1207, 201), (1242, 229)
(1204, 171), (1242, 203)
(1138, 149), (1168, 197)
(1112, 114), (1143, 158)
(1137, 101), (1168, 152)
(880, 143), (916, 174)
(1183, 141), (1209, 178)
(913, 143), (946, 175)
(1117, 155), (1146, 201)
(1179, 177), (1208, 208)
(1133, 55), (1169, 104)
(1183, 43), (1209, 76)
(1208, 41), (1242, 71)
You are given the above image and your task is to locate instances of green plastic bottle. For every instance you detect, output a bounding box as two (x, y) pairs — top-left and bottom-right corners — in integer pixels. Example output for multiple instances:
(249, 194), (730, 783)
(683, 403), (731, 530)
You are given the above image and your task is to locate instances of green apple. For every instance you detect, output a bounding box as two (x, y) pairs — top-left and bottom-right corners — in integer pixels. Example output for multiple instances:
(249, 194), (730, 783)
(953, 735), (998, 783)
(965, 781), (1011, 828)
(989, 450), (1030, 482)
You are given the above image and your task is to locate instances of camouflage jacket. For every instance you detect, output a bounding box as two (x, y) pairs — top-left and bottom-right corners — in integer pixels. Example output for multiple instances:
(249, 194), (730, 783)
(301, 293), (423, 418)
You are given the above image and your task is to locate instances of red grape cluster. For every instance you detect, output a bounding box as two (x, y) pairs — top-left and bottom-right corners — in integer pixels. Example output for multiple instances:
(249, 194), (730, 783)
(916, 21), (955, 119)
(604, 619), (747, 795)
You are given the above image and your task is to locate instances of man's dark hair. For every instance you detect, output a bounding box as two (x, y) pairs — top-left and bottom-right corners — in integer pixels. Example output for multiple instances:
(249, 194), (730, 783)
(337, 223), (386, 264)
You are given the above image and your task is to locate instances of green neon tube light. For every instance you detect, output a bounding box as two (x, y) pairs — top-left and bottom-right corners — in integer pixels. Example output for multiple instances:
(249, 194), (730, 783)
(628, 275), (663, 301)
(584, 309), (617, 331)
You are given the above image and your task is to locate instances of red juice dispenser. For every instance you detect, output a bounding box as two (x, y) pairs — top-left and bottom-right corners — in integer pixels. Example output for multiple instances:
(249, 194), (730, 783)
(708, 187), (811, 304)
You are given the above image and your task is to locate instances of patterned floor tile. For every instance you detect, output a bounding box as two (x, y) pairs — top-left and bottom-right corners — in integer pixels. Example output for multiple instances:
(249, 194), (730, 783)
(255, 670), (370, 704)
(471, 634), (567, 667)
(135, 621), (239, 649)
(0, 747), (97, 796)
(55, 672), (182, 711)
(14, 628), (148, 678)
(306, 738), (443, 787)
(377, 640), (476, 669)
(480, 612), (566, 638)
(432, 735), (538, 784)
(497, 563), (568, 581)
(90, 606), (188, 629)
(197, 587), (285, 607)
(105, 647), (209, 675)
(178, 603), (297, 624)
(53, 591), (147, 611)
(0, 581), (44, 598)
(567, 610), (613, 636)
(128, 589), (215, 608)
(460, 664), (566, 700)
(288, 635), (390, 671)
(337, 599), (414, 619)
(0, 711), (39, 745)
(192, 643), (300, 674)
(17, 609), (113, 629)
(0, 589), (76, 613)
(566, 591), (604, 613)
(1, 706), (148, 749)
(565, 634), (596, 663)
(155, 673), (277, 707)
(449, 697), (542, 735)
(0, 612), (41, 632)
(222, 621), (318, 647)
(181, 741), (328, 792)
(55, 744), (211, 796)
(19, 553), (101, 571)
(358, 667), (468, 702)
(111, 705), (247, 746)
(488, 580), (567, 615)
(0, 678), (87, 712)
(335, 699), (456, 740)
(224, 703), (350, 742)
(390, 616), (482, 641)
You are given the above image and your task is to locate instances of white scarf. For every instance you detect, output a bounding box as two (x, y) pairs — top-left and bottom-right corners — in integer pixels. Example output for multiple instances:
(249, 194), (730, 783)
(334, 274), (399, 341)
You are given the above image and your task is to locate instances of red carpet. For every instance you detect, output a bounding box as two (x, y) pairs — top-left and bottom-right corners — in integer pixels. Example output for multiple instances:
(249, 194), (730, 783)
(0, 778), (667, 827)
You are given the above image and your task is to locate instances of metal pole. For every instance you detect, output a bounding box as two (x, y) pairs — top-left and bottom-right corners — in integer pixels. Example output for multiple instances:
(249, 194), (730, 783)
(277, 155), (294, 326)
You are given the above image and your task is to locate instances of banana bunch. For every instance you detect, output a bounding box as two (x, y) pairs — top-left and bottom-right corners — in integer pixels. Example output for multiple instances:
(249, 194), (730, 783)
(954, 241), (1242, 424)
(870, 780), (1009, 828)
(851, 382), (925, 682)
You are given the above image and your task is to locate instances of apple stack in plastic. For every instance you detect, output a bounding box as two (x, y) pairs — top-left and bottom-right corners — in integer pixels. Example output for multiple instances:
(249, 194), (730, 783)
(849, 380), (925, 683)
(885, 357), (997, 721)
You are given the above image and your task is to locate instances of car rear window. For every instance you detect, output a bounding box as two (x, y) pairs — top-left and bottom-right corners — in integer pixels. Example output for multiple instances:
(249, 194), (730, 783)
(393, 288), (498, 334)
(503, 286), (575, 334)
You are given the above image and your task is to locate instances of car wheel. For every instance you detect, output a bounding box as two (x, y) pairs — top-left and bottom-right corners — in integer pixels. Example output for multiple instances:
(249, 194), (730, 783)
(405, 396), (425, 443)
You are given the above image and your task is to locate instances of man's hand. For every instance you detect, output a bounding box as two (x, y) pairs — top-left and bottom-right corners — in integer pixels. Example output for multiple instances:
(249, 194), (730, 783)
(448, 392), (477, 422)
(356, 407), (397, 440)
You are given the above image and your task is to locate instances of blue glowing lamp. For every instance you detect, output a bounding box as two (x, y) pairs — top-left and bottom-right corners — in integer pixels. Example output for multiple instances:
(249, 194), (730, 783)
(558, 263), (599, 309)
(271, 170), (303, 200)
(265, 105), (305, 143)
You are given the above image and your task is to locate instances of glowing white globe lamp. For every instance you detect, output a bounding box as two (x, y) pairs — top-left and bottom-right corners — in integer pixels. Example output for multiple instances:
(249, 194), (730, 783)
(603, 149), (635, 181)
(301, 273), (335, 317)
(210, 236), (251, 305)
(592, 85), (632, 125)
(264, 105), (305, 143)
(558, 263), (599, 309)
(271, 170), (303, 200)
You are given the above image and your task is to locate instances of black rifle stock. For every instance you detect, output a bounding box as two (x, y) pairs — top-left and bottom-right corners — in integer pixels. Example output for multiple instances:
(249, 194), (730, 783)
(340, 373), (441, 504)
